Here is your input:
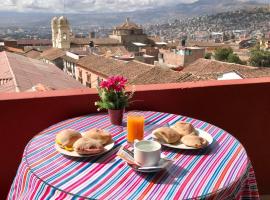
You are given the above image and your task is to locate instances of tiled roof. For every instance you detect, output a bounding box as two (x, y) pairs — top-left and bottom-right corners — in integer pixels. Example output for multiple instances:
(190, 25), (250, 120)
(182, 58), (270, 79)
(77, 54), (204, 85)
(0, 51), (84, 93)
(40, 48), (66, 61)
(129, 67), (195, 84)
(77, 54), (152, 81)
(71, 38), (120, 45)
(24, 49), (41, 59)
(98, 46), (129, 56)
(5, 46), (25, 54)
(17, 39), (52, 46)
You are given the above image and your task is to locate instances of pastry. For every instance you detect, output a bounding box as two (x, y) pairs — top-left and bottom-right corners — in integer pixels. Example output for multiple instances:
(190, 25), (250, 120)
(73, 138), (105, 155)
(83, 128), (112, 145)
(181, 135), (208, 148)
(55, 129), (82, 151)
(171, 122), (196, 136)
(153, 127), (181, 144)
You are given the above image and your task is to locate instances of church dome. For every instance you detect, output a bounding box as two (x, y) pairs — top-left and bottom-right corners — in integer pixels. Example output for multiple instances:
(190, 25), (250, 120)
(116, 17), (141, 30)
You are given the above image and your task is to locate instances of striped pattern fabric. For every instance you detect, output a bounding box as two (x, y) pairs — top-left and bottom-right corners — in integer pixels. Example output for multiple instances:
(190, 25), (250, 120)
(8, 111), (259, 200)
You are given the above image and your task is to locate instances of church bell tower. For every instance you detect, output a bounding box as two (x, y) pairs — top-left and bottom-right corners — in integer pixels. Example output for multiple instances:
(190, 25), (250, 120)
(51, 16), (70, 49)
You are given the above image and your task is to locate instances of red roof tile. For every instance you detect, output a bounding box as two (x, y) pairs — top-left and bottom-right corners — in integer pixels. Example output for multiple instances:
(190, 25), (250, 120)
(0, 51), (84, 93)
(40, 48), (66, 61)
(17, 39), (52, 46)
(182, 58), (270, 79)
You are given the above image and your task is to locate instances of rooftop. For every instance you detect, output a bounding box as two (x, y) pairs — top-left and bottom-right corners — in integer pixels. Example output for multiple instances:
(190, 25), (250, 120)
(40, 48), (66, 61)
(0, 51), (84, 92)
(129, 67), (199, 85)
(17, 39), (52, 46)
(24, 49), (41, 60)
(77, 54), (152, 81)
(182, 58), (270, 79)
(71, 38), (120, 46)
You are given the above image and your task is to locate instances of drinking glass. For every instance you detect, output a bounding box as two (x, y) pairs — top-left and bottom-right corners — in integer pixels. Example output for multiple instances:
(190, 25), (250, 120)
(127, 113), (145, 143)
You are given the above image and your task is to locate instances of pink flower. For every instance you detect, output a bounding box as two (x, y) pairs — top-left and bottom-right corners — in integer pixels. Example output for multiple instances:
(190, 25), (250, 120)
(100, 80), (109, 89)
(102, 76), (127, 92)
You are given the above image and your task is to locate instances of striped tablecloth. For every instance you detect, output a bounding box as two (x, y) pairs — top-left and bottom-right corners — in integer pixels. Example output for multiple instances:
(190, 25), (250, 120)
(8, 111), (259, 200)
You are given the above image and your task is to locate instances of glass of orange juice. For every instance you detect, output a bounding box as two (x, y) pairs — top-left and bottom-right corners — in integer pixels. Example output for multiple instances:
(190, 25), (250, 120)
(127, 113), (145, 143)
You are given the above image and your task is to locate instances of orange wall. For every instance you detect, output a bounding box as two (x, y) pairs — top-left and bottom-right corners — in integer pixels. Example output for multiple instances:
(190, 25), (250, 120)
(1, 78), (270, 197)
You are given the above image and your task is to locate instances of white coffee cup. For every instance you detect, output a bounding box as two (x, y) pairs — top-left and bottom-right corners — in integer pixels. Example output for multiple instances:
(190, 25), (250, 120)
(134, 140), (161, 167)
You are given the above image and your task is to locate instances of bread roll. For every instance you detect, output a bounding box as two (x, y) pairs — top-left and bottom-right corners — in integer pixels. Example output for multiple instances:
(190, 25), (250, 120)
(83, 128), (112, 145)
(55, 129), (82, 151)
(171, 122), (196, 136)
(153, 127), (181, 144)
(181, 135), (208, 148)
(73, 138), (105, 155)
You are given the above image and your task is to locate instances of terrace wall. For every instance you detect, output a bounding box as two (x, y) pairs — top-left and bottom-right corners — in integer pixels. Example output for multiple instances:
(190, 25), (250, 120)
(1, 78), (270, 198)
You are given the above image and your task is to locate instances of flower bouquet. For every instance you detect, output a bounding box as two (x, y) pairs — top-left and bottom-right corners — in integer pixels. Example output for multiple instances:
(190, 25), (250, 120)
(95, 76), (134, 125)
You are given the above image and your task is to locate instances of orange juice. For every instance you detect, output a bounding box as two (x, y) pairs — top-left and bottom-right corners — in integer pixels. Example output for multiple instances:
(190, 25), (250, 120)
(127, 114), (144, 143)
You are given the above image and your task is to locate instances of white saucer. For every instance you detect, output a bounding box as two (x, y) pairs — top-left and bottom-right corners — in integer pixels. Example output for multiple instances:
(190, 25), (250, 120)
(55, 141), (115, 157)
(129, 157), (173, 173)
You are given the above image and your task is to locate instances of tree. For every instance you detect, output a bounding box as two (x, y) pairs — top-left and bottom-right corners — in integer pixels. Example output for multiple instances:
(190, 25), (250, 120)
(214, 47), (233, 61)
(204, 52), (212, 59)
(227, 53), (244, 65)
(250, 49), (270, 67)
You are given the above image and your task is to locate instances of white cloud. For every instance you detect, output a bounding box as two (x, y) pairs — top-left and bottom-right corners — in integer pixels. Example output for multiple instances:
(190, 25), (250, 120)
(0, 0), (265, 12)
(0, 0), (197, 12)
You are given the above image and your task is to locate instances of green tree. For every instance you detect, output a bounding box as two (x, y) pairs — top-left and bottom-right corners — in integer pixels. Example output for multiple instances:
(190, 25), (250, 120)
(214, 47), (233, 61)
(204, 52), (212, 59)
(250, 49), (270, 67)
(227, 53), (244, 65)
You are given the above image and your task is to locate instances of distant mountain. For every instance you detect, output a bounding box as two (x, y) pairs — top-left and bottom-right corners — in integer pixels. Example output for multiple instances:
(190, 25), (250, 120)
(0, 0), (265, 27)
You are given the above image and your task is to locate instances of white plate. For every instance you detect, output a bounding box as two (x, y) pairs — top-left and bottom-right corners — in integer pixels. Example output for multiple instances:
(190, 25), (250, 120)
(152, 128), (213, 150)
(55, 141), (115, 157)
(129, 157), (173, 173)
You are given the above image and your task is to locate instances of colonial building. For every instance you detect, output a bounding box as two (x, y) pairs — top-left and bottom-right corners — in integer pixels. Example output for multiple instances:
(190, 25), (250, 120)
(75, 53), (201, 87)
(109, 18), (149, 51)
(62, 50), (89, 79)
(51, 16), (71, 49)
(158, 47), (205, 69)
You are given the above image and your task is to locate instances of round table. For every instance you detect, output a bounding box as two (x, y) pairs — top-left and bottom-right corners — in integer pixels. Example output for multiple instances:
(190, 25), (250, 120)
(8, 111), (259, 200)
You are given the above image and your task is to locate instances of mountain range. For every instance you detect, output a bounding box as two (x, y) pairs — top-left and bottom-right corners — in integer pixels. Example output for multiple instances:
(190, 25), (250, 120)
(0, 0), (266, 27)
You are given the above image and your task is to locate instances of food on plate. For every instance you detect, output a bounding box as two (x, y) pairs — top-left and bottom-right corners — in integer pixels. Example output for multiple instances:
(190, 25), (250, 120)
(83, 128), (112, 145)
(55, 129), (82, 151)
(73, 138), (105, 155)
(152, 127), (181, 144)
(181, 135), (208, 148)
(171, 122), (197, 136)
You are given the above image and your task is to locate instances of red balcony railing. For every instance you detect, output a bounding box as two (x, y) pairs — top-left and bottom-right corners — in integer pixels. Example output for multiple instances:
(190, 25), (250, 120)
(1, 77), (270, 198)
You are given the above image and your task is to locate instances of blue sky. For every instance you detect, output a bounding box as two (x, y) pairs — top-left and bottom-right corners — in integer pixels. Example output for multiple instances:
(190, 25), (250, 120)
(0, 0), (265, 13)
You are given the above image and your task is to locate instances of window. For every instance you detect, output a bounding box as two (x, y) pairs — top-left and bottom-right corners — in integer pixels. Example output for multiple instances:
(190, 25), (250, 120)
(78, 69), (83, 84)
(78, 69), (82, 77)
(86, 73), (91, 82)
(86, 73), (91, 88)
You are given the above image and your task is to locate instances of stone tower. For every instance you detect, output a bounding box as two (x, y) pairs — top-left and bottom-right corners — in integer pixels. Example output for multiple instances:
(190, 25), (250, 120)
(51, 16), (70, 49)
(51, 17), (58, 48)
